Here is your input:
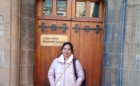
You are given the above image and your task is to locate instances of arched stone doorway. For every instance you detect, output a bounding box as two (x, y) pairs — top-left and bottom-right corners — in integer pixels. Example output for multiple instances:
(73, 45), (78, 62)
(19, 0), (129, 86)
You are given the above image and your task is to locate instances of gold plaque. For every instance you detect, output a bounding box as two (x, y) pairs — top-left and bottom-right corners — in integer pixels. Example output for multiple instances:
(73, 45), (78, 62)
(41, 34), (68, 46)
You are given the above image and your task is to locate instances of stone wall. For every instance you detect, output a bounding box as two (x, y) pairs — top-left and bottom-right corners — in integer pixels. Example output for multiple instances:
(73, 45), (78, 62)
(102, 0), (140, 86)
(102, 0), (122, 85)
(20, 0), (36, 86)
(118, 0), (140, 86)
(0, 0), (140, 86)
(0, 0), (20, 86)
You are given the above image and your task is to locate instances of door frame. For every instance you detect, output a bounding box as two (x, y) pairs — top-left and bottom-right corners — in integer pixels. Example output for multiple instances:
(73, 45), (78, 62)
(35, 0), (104, 86)
(37, 0), (104, 22)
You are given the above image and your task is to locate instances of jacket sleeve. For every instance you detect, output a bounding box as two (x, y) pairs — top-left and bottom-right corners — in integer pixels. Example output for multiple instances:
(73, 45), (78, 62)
(48, 58), (57, 86)
(75, 60), (85, 86)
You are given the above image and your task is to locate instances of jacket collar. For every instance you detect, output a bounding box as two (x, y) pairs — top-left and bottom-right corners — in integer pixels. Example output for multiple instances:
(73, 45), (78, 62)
(59, 54), (73, 63)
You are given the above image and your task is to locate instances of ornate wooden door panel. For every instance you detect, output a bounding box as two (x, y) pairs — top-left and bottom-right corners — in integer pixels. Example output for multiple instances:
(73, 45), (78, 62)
(35, 0), (104, 86)
(36, 20), (71, 86)
(71, 22), (103, 86)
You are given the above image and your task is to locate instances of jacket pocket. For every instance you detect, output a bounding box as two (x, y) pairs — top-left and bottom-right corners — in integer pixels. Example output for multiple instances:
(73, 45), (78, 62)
(69, 74), (76, 81)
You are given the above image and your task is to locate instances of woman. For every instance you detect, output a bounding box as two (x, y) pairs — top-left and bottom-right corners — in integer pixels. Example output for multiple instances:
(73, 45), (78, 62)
(48, 42), (84, 86)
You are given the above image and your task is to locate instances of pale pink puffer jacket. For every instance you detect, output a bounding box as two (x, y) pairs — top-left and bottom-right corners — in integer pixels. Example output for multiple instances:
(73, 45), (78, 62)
(48, 54), (84, 86)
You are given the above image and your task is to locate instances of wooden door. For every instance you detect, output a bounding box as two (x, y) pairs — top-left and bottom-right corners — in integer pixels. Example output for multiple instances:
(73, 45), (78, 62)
(35, 0), (104, 86)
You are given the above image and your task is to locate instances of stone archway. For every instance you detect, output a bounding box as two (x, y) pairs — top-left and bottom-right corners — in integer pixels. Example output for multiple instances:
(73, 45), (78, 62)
(19, 0), (129, 86)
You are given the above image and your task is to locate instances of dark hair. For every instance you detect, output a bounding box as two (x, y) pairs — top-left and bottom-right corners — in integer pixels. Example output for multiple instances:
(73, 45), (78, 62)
(61, 42), (74, 52)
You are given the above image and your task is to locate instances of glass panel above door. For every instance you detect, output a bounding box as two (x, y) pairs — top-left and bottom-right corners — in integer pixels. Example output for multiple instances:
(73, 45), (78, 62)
(90, 2), (99, 17)
(76, 2), (86, 17)
(57, 0), (66, 16)
(42, 0), (52, 15)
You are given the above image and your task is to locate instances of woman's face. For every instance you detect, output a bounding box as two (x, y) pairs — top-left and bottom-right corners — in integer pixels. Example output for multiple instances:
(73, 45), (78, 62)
(62, 44), (72, 58)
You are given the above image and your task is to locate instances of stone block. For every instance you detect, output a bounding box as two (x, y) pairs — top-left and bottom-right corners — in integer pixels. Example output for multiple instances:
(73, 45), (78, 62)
(0, 81), (9, 86)
(12, 0), (19, 16)
(4, 15), (11, 31)
(125, 24), (131, 43)
(0, 68), (10, 82)
(20, 66), (28, 78)
(121, 70), (129, 86)
(20, 83), (34, 86)
(103, 67), (117, 85)
(28, 4), (36, 18)
(11, 38), (18, 51)
(104, 67), (111, 84)
(129, 55), (136, 70)
(124, 43), (131, 55)
(136, 21), (140, 32)
(133, 0), (140, 5)
(20, 76), (28, 84)
(127, 0), (133, 5)
(11, 50), (18, 68)
(29, 83), (34, 86)
(0, 38), (5, 49)
(132, 5), (139, 24)
(116, 0), (122, 5)
(4, 30), (10, 38)
(118, 43), (124, 54)
(27, 39), (35, 50)
(10, 68), (19, 86)
(29, 0), (36, 6)
(106, 5), (115, 23)
(28, 51), (35, 66)
(20, 66), (34, 85)
(131, 24), (136, 42)
(104, 23), (119, 43)
(104, 24), (114, 42)
(103, 53), (118, 67)
(118, 54), (129, 69)
(113, 24), (119, 43)
(107, 0), (116, 5)
(20, 50), (28, 66)
(20, 56), (28, 66)
(111, 68), (117, 84)
(4, 38), (10, 50)
(112, 43), (118, 53)
(131, 43), (140, 54)
(4, 50), (10, 68)
(103, 43), (112, 53)
(28, 29), (36, 39)
(126, 5), (133, 25)
(20, 39), (27, 50)
(27, 66), (34, 82)
(0, 1), (10, 15)
(114, 6), (121, 23)
(21, 18), (28, 39)
(21, 0), (28, 17)
(28, 19), (36, 38)
(129, 71), (140, 86)
(11, 16), (19, 38)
